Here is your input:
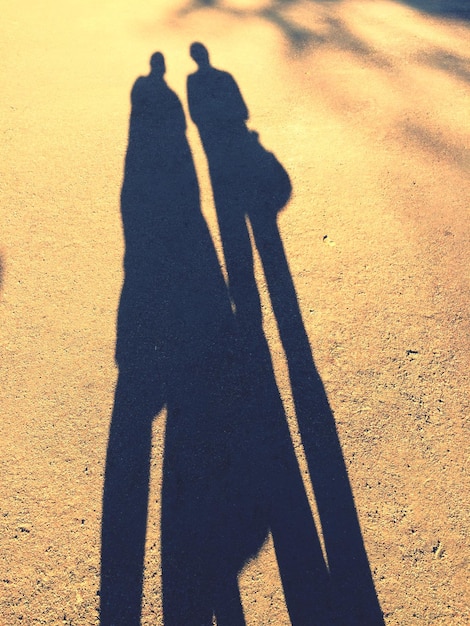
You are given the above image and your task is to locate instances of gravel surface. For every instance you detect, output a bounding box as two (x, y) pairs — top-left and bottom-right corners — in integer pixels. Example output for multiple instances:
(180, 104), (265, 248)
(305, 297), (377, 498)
(1, 1), (469, 624)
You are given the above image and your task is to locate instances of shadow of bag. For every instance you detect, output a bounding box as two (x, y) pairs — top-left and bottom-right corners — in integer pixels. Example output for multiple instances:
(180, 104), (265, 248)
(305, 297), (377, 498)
(248, 130), (292, 215)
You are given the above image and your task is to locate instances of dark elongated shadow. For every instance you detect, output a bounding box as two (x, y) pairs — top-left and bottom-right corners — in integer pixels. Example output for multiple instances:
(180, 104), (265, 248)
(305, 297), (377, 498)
(397, 0), (470, 19)
(187, 42), (385, 625)
(101, 52), (332, 625)
(181, 0), (470, 21)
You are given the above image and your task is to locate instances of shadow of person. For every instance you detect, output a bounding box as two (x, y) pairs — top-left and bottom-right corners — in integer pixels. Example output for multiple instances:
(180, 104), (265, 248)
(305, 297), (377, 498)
(187, 42), (385, 625)
(101, 52), (331, 625)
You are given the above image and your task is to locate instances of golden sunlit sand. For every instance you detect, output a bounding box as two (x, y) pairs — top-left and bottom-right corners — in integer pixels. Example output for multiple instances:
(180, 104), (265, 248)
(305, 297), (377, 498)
(1, 1), (469, 624)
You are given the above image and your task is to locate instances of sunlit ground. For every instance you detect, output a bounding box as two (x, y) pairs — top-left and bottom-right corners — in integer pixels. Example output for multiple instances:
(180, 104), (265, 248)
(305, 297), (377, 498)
(1, 1), (469, 624)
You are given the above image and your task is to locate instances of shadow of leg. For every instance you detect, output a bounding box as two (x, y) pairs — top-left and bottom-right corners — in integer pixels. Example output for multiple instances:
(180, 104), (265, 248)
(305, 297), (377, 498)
(100, 372), (157, 625)
(250, 216), (384, 625)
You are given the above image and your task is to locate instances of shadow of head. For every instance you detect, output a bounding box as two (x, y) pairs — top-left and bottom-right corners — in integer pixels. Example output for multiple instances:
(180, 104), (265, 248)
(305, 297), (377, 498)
(150, 51), (166, 77)
(190, 42), (211, 68)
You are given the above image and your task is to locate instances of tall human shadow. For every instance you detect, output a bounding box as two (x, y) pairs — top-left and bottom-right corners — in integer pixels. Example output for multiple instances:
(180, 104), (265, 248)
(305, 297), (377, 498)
(188, 42), (385, 625)
(101, 52), (333, 625)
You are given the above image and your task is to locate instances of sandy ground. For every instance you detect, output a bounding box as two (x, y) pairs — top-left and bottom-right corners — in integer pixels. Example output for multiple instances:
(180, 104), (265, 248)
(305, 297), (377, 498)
(1, 1), (469, 624)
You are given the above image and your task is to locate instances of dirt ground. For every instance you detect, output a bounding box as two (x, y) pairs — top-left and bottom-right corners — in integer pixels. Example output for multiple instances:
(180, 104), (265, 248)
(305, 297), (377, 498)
(1, 1), (469, 624)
